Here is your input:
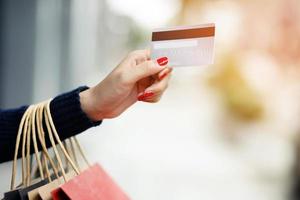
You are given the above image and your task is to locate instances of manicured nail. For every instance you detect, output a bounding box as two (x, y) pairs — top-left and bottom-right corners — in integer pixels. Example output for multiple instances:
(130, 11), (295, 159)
(144, 91), (154, 98)
(159, 72), (168, 80)
(138, 91), (154, 101)
(157, 57), (168, 66)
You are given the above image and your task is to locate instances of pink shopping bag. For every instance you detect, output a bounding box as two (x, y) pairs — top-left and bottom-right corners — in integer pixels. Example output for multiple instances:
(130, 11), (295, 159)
(51, 163), (130, 200)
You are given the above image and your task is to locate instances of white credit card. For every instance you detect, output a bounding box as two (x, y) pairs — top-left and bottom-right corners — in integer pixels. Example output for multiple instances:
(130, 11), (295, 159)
(151, 23), (215, 67)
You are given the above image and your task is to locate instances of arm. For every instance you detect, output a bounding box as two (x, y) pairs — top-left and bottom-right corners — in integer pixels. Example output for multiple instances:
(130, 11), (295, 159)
(0, 86), (101, 163)
(0, 49), (172, 163)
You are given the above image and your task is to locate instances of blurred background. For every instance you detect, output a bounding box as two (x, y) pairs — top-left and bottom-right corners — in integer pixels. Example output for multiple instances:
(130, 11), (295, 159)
(1, 0), (300, 199)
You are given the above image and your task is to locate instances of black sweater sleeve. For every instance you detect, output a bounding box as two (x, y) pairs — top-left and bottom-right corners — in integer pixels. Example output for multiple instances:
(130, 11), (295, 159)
(0, 86), (102, 163)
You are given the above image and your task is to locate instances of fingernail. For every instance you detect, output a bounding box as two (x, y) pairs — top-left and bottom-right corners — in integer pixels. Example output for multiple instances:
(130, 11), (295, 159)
(158, 69), (170, 80)
(138, 91), (154, 101)
(159, 72), (168, 80)
(137, 94), (144, 101)
(144, 91), (154, 98)
(157, 57), (168, 66)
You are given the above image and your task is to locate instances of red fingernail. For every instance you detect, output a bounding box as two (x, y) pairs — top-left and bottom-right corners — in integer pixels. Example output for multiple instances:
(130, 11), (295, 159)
(137, 95), (144, 101)
(137, 92), (154, 101)
(159, 73), (168, 80)
(158, 71), (171, 80)
(144, 91), (154, 98)
(157, 57), (168, 66)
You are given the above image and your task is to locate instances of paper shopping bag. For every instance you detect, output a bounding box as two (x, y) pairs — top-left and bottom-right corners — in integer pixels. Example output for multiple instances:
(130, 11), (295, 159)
(4, 106), (48, 200)
(51, 163), (130, 200)
(18, 180), (48, 200)
(3, 189), (20, 200)
(27, 171), (76, 200)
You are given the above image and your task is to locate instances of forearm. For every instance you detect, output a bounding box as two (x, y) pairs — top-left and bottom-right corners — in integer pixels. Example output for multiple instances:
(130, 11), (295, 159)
(0, 86), (102, 163)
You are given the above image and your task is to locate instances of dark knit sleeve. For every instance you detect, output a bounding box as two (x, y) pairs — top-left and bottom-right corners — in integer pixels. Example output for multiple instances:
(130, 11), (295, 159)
(50, 86), (102, 139)
(0, 86), (102, 163)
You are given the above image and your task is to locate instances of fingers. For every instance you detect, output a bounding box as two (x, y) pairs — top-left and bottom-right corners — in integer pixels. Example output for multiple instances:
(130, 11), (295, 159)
(129, 58), (168, 83)
(158, 67), (172, 80)
(137, 68), (172, 102)
(128, 49), (151, 65)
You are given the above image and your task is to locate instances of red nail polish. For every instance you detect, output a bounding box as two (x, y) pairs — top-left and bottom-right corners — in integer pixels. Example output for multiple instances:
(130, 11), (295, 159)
(137, 92), (154, 101)
(137, 95), (145, 101)
(143, 91), (154, 98)
(157, 57), (168, 66)
(159, 71), (169, 80)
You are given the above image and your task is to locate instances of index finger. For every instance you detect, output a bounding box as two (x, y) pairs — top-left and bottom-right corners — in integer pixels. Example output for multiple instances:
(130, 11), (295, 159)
(128, 49), (151, 64)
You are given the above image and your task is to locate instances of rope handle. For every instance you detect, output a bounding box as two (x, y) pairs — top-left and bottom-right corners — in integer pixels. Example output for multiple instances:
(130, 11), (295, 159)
(10, 99), (91, 189)
(11, 105), (33, 190)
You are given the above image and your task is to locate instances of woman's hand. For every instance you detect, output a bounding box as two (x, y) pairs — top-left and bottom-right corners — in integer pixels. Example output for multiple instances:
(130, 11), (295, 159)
(79, 49), (172, 121)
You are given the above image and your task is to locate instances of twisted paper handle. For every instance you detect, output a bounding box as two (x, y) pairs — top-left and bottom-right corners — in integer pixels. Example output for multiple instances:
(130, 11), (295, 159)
(10, 100), (90, 190)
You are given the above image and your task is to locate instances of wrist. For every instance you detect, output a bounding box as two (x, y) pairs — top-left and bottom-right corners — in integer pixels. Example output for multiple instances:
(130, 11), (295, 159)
(79, 87), (103, 121)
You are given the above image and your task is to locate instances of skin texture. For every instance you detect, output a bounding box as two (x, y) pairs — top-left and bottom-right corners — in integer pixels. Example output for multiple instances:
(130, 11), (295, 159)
(79, 49), (172, 121)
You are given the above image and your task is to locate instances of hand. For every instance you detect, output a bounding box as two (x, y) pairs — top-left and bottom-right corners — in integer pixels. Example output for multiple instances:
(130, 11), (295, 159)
(80, 49), (172, 121)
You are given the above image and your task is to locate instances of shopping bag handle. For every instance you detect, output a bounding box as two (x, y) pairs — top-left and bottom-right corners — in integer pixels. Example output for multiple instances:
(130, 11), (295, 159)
(10, 101), (59, 190)
(36, 103), (60, 181)
(43, 100), (80, 179)
(11, 105), (33, 190)
(10, 100), (88, 190)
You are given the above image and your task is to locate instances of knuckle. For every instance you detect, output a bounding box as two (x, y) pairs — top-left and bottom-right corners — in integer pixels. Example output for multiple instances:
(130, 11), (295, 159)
(127, 52), (137, 60)
(128, 50), (138, 57)
(128, 50), (148, 64)
(145, 60), (155, 68)
(128, 50), (142, 58)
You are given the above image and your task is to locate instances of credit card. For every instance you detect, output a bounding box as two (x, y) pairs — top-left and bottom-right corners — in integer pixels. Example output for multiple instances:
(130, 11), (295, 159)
(151, 23), (215, 67)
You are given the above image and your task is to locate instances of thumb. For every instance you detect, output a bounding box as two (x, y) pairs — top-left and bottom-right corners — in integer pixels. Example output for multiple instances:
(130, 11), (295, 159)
(131, 57), (169, 82)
